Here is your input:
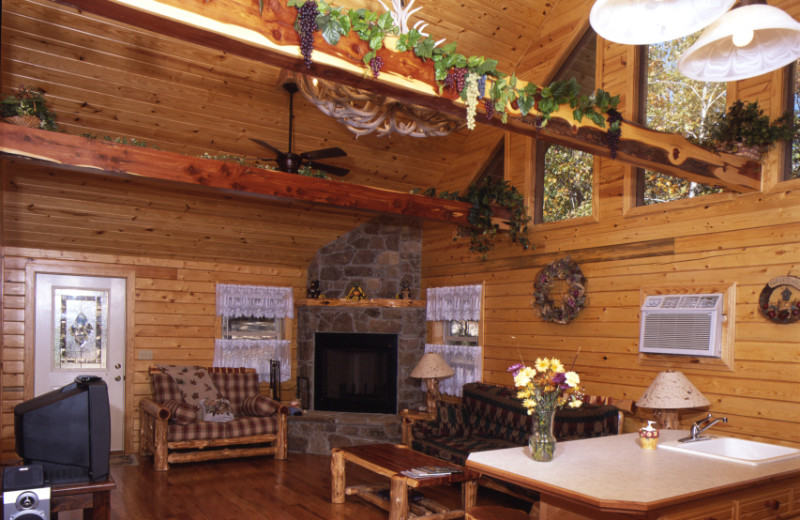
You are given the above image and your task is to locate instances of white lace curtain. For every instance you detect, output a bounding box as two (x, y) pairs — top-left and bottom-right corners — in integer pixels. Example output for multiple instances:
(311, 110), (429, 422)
(213, 339), (290, 382)
(216, 283), (294, 319)
(424, 344), (482, 397)
(426, 284), (482, 321)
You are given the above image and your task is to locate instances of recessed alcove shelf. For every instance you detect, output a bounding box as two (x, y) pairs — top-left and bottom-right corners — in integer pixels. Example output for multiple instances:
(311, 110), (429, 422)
(296, 298), (425, 308)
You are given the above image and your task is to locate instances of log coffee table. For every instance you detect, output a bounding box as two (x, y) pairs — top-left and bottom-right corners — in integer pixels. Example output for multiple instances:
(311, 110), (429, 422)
(331, 443), (478, 520)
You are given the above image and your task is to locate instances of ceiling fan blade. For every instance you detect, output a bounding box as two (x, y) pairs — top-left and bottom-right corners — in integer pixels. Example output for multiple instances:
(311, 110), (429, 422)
(305, 160), (350, 177)
(301, 147), (347, 161)
(249, 138), (283, 156)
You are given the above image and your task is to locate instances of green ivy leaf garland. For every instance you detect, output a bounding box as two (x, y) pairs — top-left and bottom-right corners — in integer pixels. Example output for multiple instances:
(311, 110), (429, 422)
(283, 0), (621, 137)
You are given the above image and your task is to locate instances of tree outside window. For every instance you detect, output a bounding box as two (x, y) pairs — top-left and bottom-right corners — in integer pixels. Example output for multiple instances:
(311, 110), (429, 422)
(641, 34), (726, 204)
(542, 145), (593, 222)
(787, 59), (800, 181)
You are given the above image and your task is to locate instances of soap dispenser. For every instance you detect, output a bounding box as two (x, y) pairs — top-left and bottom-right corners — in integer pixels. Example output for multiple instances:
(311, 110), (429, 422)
(639, 420), (659, 449)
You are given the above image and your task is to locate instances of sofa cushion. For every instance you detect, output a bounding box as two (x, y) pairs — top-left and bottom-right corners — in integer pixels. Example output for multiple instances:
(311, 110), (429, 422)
(167, 419), (229, 442)
(437, 399), (470, 437)
(152, 373), (185, 404)
(553, 403), (620, 440)
(210, 368), (260, 414)
(156, 365), (222, 409)
(411, 435), (521, 466)
(463, 382), (531, 445)
(240, 395), (280, 417)
(225, 416), (282, 437)
(163, 399), (197, 425)
(197, 398), (235, 423)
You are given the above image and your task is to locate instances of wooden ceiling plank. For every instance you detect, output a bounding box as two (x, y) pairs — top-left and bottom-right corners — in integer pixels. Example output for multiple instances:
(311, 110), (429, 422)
(53, 0), (761, 193)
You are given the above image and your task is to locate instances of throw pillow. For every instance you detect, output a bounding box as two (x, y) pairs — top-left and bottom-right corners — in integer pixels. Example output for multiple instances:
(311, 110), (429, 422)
(163, 400), (197, 425)
(156, 365), (223, 410)
(197, 398), (235, 423)
(240, 395), (280, 417)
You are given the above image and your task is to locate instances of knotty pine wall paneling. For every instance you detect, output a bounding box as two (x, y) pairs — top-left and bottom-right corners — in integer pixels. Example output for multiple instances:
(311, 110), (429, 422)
(422, 38), (800, 448)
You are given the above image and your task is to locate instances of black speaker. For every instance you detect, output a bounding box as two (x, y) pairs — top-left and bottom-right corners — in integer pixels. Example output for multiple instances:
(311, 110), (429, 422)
(3, 466), (49, 520)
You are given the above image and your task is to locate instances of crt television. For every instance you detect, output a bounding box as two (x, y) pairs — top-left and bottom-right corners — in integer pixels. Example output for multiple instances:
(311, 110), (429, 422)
(14, 375), (110, 484)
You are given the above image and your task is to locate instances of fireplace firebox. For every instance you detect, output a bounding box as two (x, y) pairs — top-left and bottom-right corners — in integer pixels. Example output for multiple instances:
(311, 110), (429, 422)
(314, 332), (398, 414)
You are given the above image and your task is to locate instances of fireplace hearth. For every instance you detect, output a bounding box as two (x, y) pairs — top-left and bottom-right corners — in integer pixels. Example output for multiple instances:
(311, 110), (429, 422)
(314, 332), (398, 414)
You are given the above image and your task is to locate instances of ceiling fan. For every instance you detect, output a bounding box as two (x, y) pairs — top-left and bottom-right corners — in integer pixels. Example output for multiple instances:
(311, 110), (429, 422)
(251, 82), (350, 177)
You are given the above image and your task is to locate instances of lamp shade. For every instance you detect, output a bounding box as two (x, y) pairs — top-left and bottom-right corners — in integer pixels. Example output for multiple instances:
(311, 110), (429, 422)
(678, 3), (800, 82)
(636, 370), (710, 409)
(589, 0), (735, 45)
(410, 353), (455, 379)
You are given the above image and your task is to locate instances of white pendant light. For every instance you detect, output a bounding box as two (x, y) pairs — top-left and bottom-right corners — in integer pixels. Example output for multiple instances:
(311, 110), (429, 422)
(678, 1), (800, 82)
(590, 0), (736, 45)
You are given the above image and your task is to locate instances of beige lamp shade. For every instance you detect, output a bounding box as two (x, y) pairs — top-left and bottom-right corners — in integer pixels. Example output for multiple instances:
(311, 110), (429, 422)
(636, 370), (710, 409)
(678, 1), (800, 82)
(410, 353), (455, 379)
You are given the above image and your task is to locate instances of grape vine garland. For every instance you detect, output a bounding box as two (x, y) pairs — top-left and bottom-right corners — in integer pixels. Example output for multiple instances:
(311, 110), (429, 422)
(282, 0), (622, 152)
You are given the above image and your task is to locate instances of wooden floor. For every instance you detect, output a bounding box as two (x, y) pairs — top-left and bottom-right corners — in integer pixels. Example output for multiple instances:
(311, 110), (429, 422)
(93, 452), (528, 520)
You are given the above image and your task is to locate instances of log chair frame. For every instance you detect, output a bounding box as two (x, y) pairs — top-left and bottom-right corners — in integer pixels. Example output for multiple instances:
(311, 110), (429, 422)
(139, 366), (288, 471)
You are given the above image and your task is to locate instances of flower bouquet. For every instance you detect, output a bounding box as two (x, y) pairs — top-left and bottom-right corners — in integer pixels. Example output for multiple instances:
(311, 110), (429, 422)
(509, 357), (582, 461)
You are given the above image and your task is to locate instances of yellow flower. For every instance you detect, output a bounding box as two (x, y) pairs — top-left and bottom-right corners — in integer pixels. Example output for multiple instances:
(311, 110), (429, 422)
(550, 359), (564, 373)
(522, 398), (537, 410)
(565, 371), (580, 387)
(535, 357), (550, 372)
(568, 399), (582, 408)
(517, 389), (531, 399)
(514, 367), (535, 387)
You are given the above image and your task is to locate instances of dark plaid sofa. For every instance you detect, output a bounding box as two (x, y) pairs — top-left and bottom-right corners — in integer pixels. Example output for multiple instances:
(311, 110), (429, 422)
(139, 366), (288, 471)
(409, 382), (622, 465)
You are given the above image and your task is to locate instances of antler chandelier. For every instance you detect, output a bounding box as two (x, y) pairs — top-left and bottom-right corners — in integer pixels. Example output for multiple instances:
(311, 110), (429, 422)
(294, 73), (463, 138)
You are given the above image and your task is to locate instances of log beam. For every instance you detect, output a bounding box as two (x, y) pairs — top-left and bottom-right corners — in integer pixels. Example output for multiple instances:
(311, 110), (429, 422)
(0, 124), (478, 225)
(56, 0), (762, 193)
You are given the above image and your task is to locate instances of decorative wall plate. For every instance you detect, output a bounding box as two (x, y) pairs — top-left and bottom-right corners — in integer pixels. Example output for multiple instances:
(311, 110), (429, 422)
(758, 275), (800, 324)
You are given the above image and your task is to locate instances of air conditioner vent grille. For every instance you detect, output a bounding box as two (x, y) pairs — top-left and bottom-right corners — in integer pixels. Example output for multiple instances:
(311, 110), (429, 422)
(639, 293), (723, 357)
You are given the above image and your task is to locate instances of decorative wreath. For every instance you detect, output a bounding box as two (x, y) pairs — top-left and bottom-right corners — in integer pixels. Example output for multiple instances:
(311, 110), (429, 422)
(533, 257), (587, 324)
(758, 275), (800, 324)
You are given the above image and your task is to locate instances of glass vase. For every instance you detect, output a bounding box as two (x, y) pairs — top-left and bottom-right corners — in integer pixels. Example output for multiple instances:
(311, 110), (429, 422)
(529, 409), (557, 462)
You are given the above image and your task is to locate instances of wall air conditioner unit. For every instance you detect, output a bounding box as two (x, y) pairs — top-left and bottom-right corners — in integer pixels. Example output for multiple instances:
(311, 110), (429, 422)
(639, 293), (724, 357)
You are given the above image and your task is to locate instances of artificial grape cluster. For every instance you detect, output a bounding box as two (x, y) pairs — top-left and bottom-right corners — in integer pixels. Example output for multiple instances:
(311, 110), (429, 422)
(369, 56), (383, 78)
(477, 74), (487, 100)
(465, 72), (479, 130)
(443, 67), (468, 93)
(483, 98), (495, 121)
(297, 1), (319, 69)
(605, 108), (623, 159)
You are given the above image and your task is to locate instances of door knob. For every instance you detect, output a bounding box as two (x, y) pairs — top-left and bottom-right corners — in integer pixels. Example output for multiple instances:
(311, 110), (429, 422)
(114, 363), (121, 369)
(115, 376), (122, 382)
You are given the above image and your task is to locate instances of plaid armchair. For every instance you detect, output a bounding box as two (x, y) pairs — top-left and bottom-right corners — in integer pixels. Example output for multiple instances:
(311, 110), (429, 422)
(139, 366), (288, 471)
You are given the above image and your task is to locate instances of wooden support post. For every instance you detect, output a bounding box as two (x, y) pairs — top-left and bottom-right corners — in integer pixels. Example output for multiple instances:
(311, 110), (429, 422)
(463, 479), (478, 513)
(389, 474), (409, 520)
(153, 419), (168, 472)
(331, 448), (346, 504)
(276, 412), (288, 460)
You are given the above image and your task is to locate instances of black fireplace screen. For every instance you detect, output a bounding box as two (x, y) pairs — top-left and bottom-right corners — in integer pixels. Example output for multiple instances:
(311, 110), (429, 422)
(314, 332), (398, 414)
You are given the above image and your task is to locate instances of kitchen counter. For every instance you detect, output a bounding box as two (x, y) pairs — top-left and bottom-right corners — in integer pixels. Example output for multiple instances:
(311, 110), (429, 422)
(466, 430), (800, 519)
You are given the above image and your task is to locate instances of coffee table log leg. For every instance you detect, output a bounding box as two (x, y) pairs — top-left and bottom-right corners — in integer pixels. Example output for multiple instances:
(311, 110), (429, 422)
(463, 479), (477, 512)
(331, 448), (345, 504)
(389, 474), (409, 520)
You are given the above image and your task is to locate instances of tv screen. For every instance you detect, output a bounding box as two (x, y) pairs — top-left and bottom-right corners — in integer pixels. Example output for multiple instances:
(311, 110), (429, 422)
(14, 376), (110, 485)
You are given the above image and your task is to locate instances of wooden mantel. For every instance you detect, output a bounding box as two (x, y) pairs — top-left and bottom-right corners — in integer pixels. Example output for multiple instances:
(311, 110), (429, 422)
(0, 123), (483, 226)
(56, 0), (762, 193)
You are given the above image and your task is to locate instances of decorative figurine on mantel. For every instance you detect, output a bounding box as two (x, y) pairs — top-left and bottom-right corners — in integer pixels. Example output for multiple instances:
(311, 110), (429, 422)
(307, 279), (321, 299)
(397, 280), (412, 300)
(346, 283), (367, 301)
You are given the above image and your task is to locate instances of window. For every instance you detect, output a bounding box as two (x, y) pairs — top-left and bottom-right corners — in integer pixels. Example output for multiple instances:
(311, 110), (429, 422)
(444, 319), (479, 346)
(783, 58), (800, 181)
(222, 316), (283, 340)
(536, 29), (596, 223)
(638, 33), (726, 205)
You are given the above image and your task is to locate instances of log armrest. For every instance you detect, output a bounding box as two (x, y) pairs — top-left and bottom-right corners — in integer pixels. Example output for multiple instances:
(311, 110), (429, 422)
(399, 409), (436, 446)
(140, 398), (170, 421)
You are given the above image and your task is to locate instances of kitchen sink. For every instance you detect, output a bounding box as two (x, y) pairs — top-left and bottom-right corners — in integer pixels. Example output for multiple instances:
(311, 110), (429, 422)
(659, 437), (800, 466)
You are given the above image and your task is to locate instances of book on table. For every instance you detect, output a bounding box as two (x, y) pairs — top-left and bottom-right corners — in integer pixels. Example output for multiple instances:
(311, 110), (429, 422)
(401, 465), (463, 479)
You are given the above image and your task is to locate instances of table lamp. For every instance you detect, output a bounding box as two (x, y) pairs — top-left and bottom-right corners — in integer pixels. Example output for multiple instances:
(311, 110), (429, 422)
(636, 370), (710, 430)
(410, 353), (454, 416)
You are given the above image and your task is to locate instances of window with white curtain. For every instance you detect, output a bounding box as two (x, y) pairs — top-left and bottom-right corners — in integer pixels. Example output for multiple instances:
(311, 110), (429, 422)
(425, 284), (483, 396)
(214, 283), (293, 382)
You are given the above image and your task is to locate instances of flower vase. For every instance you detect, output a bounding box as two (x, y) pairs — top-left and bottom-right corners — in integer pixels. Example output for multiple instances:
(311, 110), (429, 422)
(529, 409), (556, 462)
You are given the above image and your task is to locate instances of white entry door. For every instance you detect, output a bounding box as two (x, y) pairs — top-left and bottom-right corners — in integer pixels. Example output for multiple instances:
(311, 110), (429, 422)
(34, 274), (126, 451)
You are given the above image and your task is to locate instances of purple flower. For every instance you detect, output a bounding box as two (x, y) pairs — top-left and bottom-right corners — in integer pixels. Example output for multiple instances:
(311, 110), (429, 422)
(551, 372), (566, 385)
(507, 363), (524, 376)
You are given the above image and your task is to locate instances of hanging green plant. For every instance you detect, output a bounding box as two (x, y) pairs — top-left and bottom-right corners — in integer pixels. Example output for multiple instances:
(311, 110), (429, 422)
(414, 179), (531, 258)
(283, 0), (621, 136)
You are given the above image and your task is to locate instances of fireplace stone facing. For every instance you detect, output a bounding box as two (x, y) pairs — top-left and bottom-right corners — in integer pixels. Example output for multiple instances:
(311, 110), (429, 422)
(291, 217), (426, 453)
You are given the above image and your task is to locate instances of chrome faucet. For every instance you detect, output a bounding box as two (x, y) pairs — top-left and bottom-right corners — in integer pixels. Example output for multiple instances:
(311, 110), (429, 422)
(679, 413), (728, 443)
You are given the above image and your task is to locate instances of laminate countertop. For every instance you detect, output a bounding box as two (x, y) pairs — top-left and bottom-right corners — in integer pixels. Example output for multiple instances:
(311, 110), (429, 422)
(466, 430), (800, 512)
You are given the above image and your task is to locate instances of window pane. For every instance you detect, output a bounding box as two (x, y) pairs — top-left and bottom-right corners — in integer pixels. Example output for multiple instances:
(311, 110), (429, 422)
(643, 33), (726, 204)
(445, 320), (478, 346)
(543, 145), (593, 222)
(790, 59), (800, 180)
(223, 316), (282, 340)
